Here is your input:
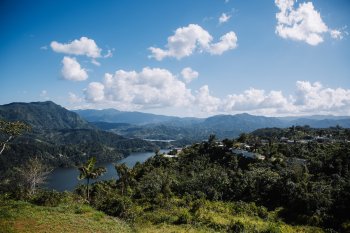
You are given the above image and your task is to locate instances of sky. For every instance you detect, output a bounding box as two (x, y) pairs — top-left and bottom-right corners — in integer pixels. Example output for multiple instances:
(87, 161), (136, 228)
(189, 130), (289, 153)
(1, 0), (350, 117)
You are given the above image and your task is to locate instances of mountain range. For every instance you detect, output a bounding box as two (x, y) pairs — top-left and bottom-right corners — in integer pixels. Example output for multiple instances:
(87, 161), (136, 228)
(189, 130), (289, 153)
(76, 108), (350, 141)
(1, 101), (349, 170)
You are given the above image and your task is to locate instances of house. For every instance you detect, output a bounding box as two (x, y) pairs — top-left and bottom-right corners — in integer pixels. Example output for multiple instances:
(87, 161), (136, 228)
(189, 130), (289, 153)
(231, 149), (265, 160)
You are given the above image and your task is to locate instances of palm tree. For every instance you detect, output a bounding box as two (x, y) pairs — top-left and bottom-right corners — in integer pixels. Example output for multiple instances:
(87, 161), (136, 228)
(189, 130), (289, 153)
(78, 157), (106, 201)
(115, 163), (134, 196)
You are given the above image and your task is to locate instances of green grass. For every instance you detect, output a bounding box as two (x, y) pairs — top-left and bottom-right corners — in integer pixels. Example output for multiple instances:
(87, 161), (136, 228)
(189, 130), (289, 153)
(0, 199), (132, 233)
(0, 198), (325, 233)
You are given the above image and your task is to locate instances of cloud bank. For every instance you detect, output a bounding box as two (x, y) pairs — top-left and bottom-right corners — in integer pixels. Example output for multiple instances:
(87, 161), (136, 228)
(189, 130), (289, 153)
(77, 66), (350, 116)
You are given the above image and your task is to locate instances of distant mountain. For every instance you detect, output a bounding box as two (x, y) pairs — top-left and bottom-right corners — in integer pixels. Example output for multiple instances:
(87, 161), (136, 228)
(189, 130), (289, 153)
(85, 110), (350, 143)
(203, 113), (285, 131)
(287, 118), (350, 128)
(0, 101), (92, 131)
(75, 109), (182, 125)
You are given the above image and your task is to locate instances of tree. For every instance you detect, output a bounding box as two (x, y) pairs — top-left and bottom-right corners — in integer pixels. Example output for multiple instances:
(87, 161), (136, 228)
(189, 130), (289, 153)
(115, 163), (134, 196)
(15, 157), (51, 196)
(0, 120), (30, 155)
(78, 157), (106, 201)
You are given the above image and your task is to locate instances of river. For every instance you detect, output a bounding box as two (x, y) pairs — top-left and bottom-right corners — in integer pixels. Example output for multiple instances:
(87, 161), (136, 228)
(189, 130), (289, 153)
(45, 149), (168, 192)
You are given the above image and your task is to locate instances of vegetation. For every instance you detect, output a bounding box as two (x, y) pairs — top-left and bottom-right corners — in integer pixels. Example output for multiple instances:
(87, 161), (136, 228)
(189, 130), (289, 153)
(0, 193), (133, 233)
(0, 120), (30, 155)
(1, 119), (350, 232)
(78, 157), (106, 201)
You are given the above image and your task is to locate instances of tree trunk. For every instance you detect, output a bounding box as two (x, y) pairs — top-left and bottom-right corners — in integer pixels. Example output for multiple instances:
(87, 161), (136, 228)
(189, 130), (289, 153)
(0, 136), (12, 155)
(87, 178), (90, 201)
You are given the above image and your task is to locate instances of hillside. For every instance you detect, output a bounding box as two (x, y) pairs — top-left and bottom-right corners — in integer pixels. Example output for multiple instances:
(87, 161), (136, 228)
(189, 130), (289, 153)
(0, 198), (133, 233)
(0, 196), (324, 233)
(0, 101), (93, 131)
(0, 102), (155, 169)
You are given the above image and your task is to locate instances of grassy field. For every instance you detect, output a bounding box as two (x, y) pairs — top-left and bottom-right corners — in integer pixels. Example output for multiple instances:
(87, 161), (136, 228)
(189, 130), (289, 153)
(0, 198), (325, 233)
(0, 199), (132, 233)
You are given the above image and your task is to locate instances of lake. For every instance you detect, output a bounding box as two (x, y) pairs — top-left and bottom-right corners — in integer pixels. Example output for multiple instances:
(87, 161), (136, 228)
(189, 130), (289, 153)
(45, 149), (168, 192)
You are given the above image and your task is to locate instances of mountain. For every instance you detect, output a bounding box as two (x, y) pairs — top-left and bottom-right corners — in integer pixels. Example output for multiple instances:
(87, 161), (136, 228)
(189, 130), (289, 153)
(0, 101), (92, 131)
(74, 109), (182, 125)
(202, 113), (285, 131)
(0, 101), (155, 170)
(84, 110), (350, 143)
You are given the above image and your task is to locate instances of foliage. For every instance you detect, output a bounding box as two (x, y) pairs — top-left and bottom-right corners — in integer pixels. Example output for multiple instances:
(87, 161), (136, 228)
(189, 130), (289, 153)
(78, 157), (106, 201)
(0, 119), (30, 155)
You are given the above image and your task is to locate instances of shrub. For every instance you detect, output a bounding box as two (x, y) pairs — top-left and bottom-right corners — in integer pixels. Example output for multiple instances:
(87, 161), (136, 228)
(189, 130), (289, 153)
(228, 220), (245, 233)
(30, 190), (74, 207)
(175, 210), (192, 224)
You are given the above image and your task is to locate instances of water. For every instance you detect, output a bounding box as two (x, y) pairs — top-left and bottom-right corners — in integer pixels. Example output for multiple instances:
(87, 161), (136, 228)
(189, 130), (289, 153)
(45, 150), (168, 192)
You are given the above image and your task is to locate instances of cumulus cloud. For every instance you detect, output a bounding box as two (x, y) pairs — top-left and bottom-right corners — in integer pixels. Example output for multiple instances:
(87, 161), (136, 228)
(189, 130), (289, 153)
(208, 32), (238, 55)
(84, 67), (194, 110)
(275, 0), (344, 45)
(222, 88), (294, 115)
(78, 72), (350, 116)
(181, 67), (199, 83)
(294, 81), (350, 113)
(84, 82), (105, 102)
(51, 37), (102, 58)
(61, 56), (88, 81)
(221, 81), (350, 115)
(195, 85), (221, 113)
(219, 13), (231, 24)
(149, 24), (238, 60)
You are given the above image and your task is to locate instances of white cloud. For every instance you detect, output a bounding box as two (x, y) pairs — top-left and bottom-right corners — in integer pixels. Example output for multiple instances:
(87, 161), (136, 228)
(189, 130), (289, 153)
(275, 0), (343, 45)
(294, 81), (350, 113)
(195, 85), (221, 113)
(221, 81), (350, 115)
(219, 13), (231, 24)
(84, 82), (105, 102)
(208, 32), (238, 55)
(222, 88), (294, 114)
(51, 37), (102, 58)
(61, 56), (88, 81)
(84, 67), (194, 110)
(149, 24), (238, 60)
(77, 71), (350, 116)
(68, 92), (83, 103)
(181, 67), (199, 83)
(330, 29), (343, 40)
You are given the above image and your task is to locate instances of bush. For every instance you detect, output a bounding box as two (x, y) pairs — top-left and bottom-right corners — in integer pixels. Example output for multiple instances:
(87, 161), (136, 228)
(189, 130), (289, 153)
(261, 223), (282, 233)
(228, 220), (245, 233)
(175, 210), (192, 224)
(30, 190), (75, 207)
(95, 195), (136, 221)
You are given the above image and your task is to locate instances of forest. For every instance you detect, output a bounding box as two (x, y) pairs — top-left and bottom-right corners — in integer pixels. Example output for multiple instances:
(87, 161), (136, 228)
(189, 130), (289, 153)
(1, 121), (350, 232)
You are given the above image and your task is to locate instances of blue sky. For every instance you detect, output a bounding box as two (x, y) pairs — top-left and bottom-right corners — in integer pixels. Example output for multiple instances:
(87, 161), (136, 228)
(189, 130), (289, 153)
(1, 0), (350, 117)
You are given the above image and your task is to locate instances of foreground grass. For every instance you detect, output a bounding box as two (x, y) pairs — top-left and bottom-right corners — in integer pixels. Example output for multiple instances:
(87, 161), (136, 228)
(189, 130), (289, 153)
(132, 199), (325, 233)
(0, 198), (325, 233)
(0, 199), (132, 233)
